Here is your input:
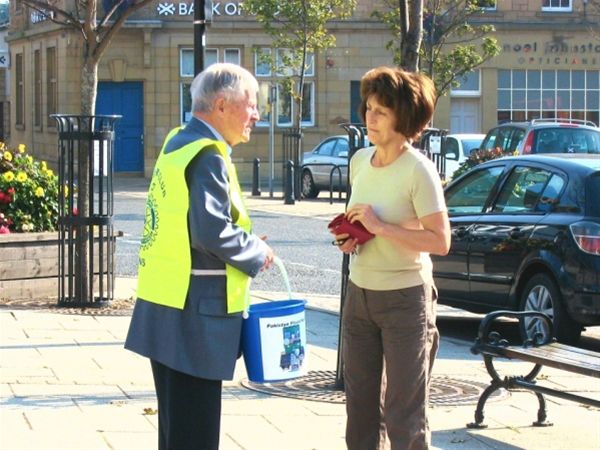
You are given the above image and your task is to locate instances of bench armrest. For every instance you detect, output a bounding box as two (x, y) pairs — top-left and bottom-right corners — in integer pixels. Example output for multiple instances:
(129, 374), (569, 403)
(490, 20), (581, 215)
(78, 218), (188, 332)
(471, 310), (554, 355)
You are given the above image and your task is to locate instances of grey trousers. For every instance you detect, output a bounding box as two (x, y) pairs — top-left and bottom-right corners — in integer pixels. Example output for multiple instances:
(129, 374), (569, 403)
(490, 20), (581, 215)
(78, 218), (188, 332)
(342, 281), (439, 450)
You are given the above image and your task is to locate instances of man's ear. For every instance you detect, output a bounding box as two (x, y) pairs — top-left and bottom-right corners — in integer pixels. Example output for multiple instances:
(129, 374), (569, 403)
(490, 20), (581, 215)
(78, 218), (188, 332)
(214, 96), (227, 114)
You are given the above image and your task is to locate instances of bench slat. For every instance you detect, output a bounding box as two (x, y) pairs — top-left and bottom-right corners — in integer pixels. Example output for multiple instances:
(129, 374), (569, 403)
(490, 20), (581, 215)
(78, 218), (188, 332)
(518, 343), (600, 364)
(500, 344), (600, 378)
(549, 342), (600, 358)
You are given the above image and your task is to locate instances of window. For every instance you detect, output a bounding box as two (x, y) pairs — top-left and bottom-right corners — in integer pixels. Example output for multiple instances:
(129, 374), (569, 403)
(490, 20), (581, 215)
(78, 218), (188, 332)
(181, 82), (192, 124)
(180, 49), (194, 77)
(476, 0), (496, 10)
(452, 71), (480, 96)
(445, 137), (460, 160)
(180, 47), (241, 76)
(537, 174), (565, 212)
(493, 166), (553, 213)
(205, 48), (218, 67)
(497, 70), (600, 125)
(314, 139), (337, 157)
(34, 49), (41, 128)
(542, 0), (571, 11)
(15, 53), (24, 126)
(179, 47), (242, 123)
(255, 48), (271, 77)
(46, 47), (57, 127)
(255, 47), (315, 127)
(481, 126), (524, 152)
(445, 166), (504, 214)
(224, 49), (240, 65)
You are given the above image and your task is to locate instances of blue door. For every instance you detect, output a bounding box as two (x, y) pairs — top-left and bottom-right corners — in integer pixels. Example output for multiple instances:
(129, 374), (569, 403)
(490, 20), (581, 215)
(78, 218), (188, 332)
(96, 82), (144, 173)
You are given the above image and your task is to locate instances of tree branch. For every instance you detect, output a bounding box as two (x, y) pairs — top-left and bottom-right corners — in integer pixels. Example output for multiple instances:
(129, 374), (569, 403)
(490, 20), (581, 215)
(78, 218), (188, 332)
(18, 0), (84, 32)
(95, 0), (156, 58)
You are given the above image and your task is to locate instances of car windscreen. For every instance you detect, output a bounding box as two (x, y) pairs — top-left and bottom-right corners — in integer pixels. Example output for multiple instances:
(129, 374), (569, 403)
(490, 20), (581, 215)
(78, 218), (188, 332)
(536, 128), (600, 154)
(587, 173), (600, 216)
(461, 139), (484, 156)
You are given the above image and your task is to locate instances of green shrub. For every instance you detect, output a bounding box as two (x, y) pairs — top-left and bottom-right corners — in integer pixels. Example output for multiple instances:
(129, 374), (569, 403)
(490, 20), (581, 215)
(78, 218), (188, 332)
(450, 147), (517, 180)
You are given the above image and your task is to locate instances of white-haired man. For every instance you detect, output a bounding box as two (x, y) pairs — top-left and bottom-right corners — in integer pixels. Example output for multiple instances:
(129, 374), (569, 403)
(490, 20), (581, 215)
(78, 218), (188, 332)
(126, 63), (274, 450)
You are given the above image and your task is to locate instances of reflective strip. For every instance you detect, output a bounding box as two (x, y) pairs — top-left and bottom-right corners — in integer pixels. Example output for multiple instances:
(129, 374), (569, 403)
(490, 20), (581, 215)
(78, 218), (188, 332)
(191, 269), (226, 276)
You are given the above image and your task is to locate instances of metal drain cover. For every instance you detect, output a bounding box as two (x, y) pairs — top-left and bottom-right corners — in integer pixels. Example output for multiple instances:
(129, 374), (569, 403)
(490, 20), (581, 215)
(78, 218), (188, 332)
(241, 370), (507, 405)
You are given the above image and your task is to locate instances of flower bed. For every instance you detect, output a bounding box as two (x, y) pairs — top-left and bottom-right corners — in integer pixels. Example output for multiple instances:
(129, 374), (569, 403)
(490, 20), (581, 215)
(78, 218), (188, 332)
(0, 142), (63, 300)
(0, 232), (60, 300)
(0, 231), (118, 301)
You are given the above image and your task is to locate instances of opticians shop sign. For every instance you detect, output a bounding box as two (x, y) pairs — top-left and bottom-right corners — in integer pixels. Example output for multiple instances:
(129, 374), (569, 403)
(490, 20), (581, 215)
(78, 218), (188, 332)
(157, 2), (244, 17)
(502, 38), (600, 66)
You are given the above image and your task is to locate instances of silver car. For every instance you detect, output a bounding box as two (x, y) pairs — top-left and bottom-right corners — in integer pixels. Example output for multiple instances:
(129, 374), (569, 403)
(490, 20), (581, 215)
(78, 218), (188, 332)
(301, 135), (355, 198)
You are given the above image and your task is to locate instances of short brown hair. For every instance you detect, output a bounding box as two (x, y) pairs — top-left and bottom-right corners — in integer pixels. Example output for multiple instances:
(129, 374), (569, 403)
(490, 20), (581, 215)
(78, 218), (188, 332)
(358, 67), (436, 140)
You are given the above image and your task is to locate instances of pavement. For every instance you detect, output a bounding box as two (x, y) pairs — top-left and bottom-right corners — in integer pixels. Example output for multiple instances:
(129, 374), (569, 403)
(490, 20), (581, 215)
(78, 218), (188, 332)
(1, 178), (600, 450)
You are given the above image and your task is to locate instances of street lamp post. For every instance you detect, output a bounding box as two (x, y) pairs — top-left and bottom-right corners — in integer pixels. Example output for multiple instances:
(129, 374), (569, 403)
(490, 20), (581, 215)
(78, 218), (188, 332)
(193, 0), (207, 75)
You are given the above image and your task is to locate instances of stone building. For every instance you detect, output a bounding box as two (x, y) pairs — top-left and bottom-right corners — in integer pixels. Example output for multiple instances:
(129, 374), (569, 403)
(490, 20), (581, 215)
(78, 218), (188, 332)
(5, 0), (600, 184)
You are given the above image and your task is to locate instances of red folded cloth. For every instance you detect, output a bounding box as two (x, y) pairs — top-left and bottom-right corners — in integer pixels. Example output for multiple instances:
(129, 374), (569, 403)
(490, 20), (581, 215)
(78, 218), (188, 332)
(328, 213), (375, 245)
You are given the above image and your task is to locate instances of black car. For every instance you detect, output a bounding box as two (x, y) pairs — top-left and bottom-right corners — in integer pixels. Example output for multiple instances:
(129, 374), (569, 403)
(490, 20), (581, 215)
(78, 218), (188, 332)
(432, 154), (600, 343)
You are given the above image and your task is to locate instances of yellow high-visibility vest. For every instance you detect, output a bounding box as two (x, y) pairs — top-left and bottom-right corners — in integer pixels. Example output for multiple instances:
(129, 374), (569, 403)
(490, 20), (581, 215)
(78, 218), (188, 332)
(136, 129), (252, 313)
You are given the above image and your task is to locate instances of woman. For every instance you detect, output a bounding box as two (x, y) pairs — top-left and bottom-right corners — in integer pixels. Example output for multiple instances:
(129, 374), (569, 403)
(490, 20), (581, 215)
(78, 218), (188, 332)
(332, 66), (450, 450)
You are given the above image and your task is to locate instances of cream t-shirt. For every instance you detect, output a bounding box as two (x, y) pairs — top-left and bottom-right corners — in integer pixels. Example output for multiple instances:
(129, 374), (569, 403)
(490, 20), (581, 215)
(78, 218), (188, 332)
(348, 145), (447, 290)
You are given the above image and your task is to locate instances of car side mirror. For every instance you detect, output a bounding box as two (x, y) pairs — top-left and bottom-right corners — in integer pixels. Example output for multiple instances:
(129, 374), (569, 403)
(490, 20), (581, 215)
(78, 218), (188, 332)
(445, 151), (459, 161)
(338, 151), (348, 158)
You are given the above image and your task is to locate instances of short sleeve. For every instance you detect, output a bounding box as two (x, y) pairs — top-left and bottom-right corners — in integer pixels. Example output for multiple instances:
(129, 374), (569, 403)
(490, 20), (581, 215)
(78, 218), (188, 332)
(411, 159), (447, 219)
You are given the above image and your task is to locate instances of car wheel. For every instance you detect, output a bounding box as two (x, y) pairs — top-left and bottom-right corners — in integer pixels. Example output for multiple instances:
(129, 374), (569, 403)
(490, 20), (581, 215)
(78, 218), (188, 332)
(519, 273), (582, 344)
(301, 170), (319, 199)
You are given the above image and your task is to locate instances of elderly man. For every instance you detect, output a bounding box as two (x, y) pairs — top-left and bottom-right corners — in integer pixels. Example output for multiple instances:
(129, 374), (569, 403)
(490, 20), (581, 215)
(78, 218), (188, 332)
(125, 63), (274, 450)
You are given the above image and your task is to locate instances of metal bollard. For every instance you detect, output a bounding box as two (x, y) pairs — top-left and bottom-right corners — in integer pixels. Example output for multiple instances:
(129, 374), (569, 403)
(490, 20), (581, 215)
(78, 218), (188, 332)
(252, 158), (261, 196)
(284, 160), (295, 205)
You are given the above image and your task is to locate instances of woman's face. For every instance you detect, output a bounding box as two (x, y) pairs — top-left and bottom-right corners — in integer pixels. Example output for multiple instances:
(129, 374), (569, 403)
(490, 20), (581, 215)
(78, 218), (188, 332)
(364, 95), (398, 147)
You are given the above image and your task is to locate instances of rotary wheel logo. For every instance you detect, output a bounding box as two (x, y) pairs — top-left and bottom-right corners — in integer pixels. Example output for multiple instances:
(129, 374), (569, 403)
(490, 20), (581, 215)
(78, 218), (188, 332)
(141, 195), (159, 251)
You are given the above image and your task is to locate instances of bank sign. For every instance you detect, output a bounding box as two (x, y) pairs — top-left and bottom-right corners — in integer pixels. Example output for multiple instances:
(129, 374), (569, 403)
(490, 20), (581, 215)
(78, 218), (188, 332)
(157, 1), (244, 17)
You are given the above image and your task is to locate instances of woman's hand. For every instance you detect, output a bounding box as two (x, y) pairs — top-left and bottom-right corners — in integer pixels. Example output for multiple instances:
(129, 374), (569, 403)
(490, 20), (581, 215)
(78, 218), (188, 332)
(346, 204), (381, 235)
(330, 231), (358, 254)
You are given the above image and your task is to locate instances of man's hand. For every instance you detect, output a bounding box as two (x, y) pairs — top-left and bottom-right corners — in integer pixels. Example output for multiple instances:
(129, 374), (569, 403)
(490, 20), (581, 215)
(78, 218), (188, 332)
(261, 245), (275, 271)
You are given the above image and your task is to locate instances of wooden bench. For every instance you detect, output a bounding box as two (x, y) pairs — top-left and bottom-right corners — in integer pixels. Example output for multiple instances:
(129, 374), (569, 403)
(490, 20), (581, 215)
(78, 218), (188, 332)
(467, 310), (600, 429)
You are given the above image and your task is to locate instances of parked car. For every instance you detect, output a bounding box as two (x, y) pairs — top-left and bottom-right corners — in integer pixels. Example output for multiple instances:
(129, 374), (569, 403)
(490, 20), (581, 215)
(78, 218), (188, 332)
(301, 134), (369, 198)
(432, 154), (600, 344)
(443, 133), (486, 178)
(479, 118), (600, 155)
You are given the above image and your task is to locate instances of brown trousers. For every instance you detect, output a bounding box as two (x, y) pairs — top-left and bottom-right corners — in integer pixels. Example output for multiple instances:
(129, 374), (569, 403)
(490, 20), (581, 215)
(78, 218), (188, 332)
(342, 281), (439, 450)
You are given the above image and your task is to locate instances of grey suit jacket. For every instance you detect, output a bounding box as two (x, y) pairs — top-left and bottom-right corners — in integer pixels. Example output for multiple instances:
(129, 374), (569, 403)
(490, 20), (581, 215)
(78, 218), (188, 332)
(125, 118), (268, 380)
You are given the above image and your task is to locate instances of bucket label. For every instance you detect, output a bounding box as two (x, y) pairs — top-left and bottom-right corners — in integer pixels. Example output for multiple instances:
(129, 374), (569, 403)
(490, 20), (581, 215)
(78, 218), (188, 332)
(258, 311), (307, 380)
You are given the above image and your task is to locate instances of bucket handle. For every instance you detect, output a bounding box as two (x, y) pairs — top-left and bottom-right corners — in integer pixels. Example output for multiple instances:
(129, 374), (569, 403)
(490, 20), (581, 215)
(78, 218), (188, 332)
(244, 256), (293, 319)
(273, 256), (293, 300)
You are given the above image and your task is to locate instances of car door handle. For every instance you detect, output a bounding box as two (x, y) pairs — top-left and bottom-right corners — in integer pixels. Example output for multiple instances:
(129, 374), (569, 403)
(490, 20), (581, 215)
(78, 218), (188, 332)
(454, 227), (469, 238)
(509, 228), (523, 239)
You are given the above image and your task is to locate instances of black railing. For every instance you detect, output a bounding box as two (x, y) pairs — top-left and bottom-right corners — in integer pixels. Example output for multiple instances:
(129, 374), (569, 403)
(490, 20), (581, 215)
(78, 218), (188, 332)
(335, 123), (369, 389)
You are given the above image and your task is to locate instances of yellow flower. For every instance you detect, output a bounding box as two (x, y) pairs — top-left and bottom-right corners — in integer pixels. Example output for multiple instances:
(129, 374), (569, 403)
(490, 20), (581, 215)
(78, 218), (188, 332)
(64, 185), (69, 197)
(2, 171), (14, 182)
(35, 187), (45, 197)
(18, 144), (26, 153)
(41, 161), (47, 170)
(26, 155), (33, 164)
(3, 151), (12, 161)
(16, 171), (28, 182)
(46, 169), (54, 177)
